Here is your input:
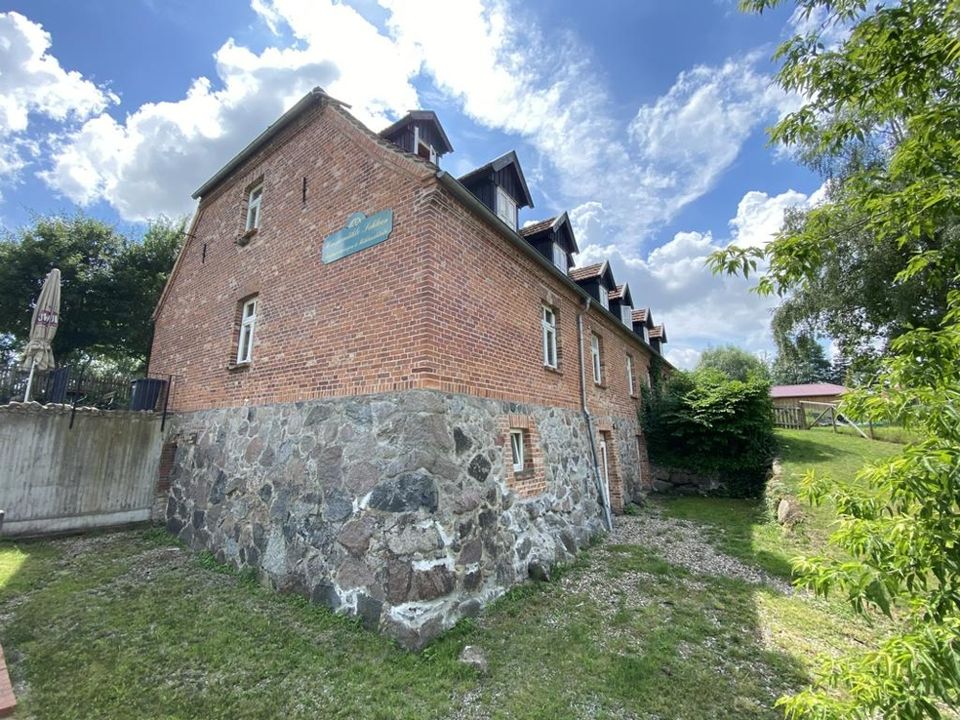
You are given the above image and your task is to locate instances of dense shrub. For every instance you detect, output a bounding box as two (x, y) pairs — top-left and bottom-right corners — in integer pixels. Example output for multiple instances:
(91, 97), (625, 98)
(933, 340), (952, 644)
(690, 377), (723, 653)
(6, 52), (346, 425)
(641, 368), (776, 498)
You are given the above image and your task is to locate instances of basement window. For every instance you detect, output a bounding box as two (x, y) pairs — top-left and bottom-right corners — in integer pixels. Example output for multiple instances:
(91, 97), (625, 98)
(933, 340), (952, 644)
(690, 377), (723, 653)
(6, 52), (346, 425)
(236, 297), (258, 364)
(510, 429), (525, 473)
(496, 186), (518, 230)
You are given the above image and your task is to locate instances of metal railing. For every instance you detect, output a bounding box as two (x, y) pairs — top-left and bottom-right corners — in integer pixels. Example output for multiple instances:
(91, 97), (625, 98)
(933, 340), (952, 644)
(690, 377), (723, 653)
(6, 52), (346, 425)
(0, 366), (170, 414)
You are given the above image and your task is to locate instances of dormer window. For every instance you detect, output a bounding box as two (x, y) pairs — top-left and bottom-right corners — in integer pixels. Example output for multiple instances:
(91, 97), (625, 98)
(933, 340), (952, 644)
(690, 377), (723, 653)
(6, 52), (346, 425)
(551, 244), (568, 273)
(417, 141), (436, 163)
(598, 287), (609, 311)
(621, 305), (633, 327)
(496, 186), (518, 230)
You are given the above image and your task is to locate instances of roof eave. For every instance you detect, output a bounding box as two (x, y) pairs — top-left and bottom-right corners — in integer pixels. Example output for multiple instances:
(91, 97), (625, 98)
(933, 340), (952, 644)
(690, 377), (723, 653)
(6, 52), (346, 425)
(437, 170), (669, 367)
(192, 87), (342, 200)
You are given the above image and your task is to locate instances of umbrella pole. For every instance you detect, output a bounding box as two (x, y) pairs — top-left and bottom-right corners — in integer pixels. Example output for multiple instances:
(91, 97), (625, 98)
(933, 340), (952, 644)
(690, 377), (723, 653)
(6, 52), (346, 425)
(24, 358), (36, 402)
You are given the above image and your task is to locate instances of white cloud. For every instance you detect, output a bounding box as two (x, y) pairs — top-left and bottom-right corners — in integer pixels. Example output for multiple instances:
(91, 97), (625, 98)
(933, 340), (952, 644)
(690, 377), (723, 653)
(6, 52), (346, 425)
(0, 12), (116, 185)
(627, 55), (800, 229)
(665, 346), (702, 371)
(584, 187), (821, 362)
(40, 0), (422, 221)
(787, 5), (851, 48)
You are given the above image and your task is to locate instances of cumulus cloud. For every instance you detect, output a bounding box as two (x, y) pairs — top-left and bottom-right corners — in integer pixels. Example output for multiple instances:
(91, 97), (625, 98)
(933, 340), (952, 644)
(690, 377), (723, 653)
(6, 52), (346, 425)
(582, 187), (822, 366)
(30, 0), (799, 241)
(40, 0), (422, 220)
(0, 11), (116, 185)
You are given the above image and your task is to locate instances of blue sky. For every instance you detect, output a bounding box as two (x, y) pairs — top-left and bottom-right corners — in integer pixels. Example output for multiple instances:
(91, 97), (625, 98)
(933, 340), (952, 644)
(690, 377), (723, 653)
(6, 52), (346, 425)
(0, 0), (825, 367)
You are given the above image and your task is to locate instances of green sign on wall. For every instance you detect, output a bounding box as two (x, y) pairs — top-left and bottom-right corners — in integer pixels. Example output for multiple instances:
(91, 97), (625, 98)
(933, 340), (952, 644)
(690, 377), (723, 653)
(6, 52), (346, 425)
(321, 209), (394, 264)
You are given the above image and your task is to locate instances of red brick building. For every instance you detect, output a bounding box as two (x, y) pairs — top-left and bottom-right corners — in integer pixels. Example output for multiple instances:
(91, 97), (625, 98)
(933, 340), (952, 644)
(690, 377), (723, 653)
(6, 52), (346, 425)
(150, 88), (671, 646)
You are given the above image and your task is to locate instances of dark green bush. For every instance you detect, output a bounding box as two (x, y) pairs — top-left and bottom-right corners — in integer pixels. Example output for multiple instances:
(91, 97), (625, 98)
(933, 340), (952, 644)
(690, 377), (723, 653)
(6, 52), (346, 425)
(641, 368), (777, 498)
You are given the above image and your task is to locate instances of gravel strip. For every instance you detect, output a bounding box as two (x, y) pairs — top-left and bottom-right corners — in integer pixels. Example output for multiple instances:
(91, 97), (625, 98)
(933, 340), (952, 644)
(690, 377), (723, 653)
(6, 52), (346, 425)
(608, 510), (794, 594)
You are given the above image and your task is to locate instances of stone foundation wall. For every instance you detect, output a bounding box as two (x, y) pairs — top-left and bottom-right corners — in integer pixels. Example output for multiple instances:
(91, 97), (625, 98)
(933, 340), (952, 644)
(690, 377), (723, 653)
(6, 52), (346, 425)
(649, 465), (725, 496)
(163, 390), (645, 647)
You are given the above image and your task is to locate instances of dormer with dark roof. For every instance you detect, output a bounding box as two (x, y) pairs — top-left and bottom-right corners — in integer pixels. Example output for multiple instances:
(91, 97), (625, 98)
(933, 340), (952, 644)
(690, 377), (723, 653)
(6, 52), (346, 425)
(520, 212), (579, 274)
(570, 261), (616, 312)
(608, 284), (634, 328)
(380, 111), (453, 166)
(631, 308), (654, 343)
(648, 324), (668, 354)
(458, 151), (533, 232)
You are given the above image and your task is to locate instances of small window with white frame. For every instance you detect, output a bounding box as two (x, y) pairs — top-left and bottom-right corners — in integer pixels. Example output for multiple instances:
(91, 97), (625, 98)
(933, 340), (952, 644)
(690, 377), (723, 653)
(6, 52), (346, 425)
(627, 354), (636, 396)
(551, 243), (568, 273)
(495, 186), (518, 230)
(236, 297), (258, 364)
(509, 429), (525, 473)
(542, 305), (558, 369)
(245, 184), (263, 232)
(598, 286), (609, 310)
(591, 333), (602, 384)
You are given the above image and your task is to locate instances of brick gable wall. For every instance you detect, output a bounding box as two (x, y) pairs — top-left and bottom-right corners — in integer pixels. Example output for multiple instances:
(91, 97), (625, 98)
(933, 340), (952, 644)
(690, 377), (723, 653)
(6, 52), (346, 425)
(150, 102), (655, 502)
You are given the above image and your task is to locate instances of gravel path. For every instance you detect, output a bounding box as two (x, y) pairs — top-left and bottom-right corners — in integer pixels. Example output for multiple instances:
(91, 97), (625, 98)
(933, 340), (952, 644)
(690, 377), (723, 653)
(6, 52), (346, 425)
(606, 509), (794, 594)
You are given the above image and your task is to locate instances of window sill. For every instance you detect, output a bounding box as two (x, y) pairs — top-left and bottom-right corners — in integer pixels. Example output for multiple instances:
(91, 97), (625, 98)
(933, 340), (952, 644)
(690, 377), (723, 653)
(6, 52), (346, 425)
(227, 361), (251, 372)
(236, 228), (258, 246)
(543, 364), (562, 375)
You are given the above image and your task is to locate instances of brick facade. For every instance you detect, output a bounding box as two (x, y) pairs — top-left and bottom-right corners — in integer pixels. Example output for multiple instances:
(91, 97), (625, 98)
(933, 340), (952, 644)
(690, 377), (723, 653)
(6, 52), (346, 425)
(149, 97), (659, 508)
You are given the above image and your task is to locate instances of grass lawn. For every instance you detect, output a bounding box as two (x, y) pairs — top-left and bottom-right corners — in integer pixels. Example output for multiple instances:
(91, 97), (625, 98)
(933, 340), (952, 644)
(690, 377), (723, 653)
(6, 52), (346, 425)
(0, 428), (910, 719)
(662, 427), (901, 578)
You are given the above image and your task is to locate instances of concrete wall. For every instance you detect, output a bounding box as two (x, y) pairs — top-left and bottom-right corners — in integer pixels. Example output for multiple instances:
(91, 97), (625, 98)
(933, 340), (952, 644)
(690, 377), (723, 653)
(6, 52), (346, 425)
(0, 403), (162, 537)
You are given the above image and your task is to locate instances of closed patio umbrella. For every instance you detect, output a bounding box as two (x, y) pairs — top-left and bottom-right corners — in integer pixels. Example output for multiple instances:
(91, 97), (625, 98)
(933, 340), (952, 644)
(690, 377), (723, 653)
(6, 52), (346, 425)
(21, 268), (61, 402)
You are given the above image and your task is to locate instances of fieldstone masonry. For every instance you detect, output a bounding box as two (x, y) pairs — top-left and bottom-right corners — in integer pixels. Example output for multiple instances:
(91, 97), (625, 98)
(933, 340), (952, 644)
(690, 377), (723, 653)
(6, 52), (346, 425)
(164, 390), (639, 647)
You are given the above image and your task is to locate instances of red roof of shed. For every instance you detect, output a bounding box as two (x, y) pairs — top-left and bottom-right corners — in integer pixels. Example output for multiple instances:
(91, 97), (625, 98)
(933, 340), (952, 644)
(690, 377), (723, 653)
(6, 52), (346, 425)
(770, 383), (848, 398)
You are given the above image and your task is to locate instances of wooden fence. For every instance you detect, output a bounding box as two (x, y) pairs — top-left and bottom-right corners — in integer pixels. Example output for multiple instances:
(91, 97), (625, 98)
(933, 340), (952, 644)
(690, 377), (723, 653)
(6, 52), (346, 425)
(773, 405), (806, 429)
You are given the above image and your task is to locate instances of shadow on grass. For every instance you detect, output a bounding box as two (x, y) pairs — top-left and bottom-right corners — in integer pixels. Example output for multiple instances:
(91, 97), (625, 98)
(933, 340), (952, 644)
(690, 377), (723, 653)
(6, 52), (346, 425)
(776, 432), (858, 466)
(0, 523), (812, 720)
(659, 496), (798, 580)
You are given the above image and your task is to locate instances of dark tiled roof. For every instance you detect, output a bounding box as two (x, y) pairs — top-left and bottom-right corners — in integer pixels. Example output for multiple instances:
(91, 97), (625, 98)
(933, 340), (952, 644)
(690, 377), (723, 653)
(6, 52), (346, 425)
(520, 217), (557, 237)
(569, 263), (604, 281)
(458, 150), (534, 207)
(631, 308), (648, 324)
(378, 110), (454, 153)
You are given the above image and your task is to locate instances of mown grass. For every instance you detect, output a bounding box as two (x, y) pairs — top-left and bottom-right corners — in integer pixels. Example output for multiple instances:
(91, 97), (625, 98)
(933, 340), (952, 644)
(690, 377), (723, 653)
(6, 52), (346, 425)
(661, 428), (901, 579)
(0, 429), (905, 719)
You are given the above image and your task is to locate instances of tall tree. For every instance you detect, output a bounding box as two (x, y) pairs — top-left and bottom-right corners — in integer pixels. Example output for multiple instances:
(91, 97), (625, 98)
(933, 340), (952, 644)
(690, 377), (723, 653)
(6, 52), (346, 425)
(710, 1), (960, 717)
(0, 215), (184, 370)
(771, 333), (832, 384)
(696, 344), (771, 382)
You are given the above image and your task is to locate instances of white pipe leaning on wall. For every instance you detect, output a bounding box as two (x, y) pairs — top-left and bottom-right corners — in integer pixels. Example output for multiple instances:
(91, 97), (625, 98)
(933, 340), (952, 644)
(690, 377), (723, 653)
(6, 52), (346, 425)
(577, 297), (613, 532)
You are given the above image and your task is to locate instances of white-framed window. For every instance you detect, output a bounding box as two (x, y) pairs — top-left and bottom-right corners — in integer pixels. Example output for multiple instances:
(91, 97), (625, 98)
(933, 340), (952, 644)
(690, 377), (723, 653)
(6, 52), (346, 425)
(495, 186), (518, 230)
(621, 305), (633, 327)
(627, 354), (636, 396)
(510, 429), (525, 473)
(245, 184), (263, 232)
(646, 367), (653, 387)
(591, 334), (602, 384)
(542, 305), (558, 369)
(598, 286), (609, 311)
(552, 243), (568, 273)
(236, 297), (257, 364)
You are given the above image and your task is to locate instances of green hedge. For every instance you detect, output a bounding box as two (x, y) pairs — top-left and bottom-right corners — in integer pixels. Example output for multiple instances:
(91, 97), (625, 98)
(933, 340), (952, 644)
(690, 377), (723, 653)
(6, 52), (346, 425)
(641, 368), (777, 498)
